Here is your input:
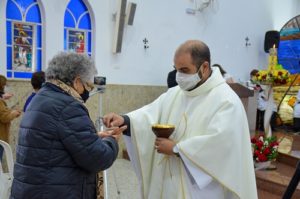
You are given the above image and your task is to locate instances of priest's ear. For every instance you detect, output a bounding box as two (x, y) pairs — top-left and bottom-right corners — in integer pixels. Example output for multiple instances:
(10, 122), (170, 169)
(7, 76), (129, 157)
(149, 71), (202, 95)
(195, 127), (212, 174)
(202, 61), (210, 68)
(202, 61), (211, 72)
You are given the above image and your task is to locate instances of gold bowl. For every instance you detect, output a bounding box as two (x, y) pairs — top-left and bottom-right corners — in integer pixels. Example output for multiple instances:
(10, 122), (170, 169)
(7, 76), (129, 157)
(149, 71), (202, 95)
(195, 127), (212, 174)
(151, 124), (175, 138)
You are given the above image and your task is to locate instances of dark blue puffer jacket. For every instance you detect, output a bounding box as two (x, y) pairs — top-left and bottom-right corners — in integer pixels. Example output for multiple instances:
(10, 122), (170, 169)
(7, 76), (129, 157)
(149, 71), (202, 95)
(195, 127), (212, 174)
(11, 82), (118, 199)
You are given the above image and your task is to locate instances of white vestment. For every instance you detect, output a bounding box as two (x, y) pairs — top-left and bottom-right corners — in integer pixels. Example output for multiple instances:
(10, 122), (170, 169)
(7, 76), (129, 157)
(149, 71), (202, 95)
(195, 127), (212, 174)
(125, 68), (258, 199)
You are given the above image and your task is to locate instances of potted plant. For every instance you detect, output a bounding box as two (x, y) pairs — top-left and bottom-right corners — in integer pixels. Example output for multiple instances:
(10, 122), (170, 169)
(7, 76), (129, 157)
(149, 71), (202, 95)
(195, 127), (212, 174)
(251, 134), (279, 170)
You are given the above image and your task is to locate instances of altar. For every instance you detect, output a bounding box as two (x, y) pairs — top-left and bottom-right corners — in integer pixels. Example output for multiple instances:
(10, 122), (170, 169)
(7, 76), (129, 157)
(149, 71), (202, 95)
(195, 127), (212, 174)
(228, 83), (256, 131)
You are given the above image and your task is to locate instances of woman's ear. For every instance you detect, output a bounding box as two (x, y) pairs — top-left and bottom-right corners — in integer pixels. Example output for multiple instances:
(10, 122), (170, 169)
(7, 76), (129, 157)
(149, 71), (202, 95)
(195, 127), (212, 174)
(72, 76), (81, 91)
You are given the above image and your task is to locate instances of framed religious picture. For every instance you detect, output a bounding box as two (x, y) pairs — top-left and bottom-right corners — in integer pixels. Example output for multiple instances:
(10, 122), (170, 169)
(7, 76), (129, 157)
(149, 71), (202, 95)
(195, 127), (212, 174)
(12, 22), (34, 72)
(67, 29), (86, 53)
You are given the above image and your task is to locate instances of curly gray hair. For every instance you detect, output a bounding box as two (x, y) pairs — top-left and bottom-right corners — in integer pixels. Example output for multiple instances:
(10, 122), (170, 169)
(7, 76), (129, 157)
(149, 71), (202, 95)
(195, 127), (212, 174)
(46, 52), (97, 85)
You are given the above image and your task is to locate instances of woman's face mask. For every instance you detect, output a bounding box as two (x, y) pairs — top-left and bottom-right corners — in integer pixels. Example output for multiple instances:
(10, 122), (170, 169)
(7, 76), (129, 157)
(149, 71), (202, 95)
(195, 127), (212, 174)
(176, 66), (202, 91)
(74, 78), (94, 103)
(80, 81), (94, 102)
(80, 87), (90, 102)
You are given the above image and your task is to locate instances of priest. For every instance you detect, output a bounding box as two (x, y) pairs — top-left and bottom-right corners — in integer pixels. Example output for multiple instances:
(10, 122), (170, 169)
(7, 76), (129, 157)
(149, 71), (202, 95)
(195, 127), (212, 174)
(104, 40), (257, 199)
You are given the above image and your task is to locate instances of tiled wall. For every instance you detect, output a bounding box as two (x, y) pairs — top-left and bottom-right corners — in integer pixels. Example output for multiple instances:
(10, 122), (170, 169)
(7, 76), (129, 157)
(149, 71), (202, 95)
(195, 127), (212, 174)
(6, 80), (167, 159)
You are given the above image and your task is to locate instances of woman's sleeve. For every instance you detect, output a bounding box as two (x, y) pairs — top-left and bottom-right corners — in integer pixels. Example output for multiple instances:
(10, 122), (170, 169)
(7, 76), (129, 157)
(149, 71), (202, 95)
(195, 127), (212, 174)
(58, 102), (119, 173)
(0, 100), (16, 123)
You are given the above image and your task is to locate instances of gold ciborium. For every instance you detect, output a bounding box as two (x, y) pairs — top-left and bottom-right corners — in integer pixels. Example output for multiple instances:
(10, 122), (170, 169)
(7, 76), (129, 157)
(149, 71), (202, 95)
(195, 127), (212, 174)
(151, 124), (175, 138)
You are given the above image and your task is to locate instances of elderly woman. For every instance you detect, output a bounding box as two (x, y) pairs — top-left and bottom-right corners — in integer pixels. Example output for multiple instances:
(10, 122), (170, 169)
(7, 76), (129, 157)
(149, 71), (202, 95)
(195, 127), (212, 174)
(11, 52), (126, 199)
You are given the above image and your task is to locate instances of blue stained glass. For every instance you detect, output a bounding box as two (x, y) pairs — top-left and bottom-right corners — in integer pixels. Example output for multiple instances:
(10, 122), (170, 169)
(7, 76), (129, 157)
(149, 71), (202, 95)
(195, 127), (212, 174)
(88, 32), (91, 53)
(68, 0), (88, 22)
(278, 40), (300, 74)
(7, 72), (12, 78)
(6, 0), (42, 79)
(26, 4), (41, 23)
(7, 47), (12, 70)
(6, 0), (22, 20)
(37, 25), (42, 48)
(18, 0), (36, 12)
(78, 13), (91, 30)
(6, 21), (12, 45)
(64, 10), (76, 28)
(64, 29), (67, 50)
(14, 72), (33, 78)
(37, 50), (42, 71)
(64, 0), (92, 55)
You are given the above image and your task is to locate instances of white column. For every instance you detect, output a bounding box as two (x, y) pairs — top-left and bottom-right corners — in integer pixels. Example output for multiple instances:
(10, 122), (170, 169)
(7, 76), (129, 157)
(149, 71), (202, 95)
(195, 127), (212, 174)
(87, 0), (114, 74)
(39, 0), (70, 68)
(264, 85), (274, 137)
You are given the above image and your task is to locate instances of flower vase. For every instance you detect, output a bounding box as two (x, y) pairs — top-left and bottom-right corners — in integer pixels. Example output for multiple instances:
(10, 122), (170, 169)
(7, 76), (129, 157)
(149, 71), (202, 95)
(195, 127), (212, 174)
(254, 161), (271, 171)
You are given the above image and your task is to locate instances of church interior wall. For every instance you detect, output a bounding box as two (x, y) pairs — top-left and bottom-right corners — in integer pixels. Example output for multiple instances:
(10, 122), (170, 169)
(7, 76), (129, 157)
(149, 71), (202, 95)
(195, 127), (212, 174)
(0, 0), (300, 158)
(1, 0), (299, 86)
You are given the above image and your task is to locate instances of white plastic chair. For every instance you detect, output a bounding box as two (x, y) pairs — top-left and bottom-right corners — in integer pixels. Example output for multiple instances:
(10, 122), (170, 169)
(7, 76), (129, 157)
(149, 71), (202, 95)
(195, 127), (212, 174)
(0, 140), (14, 199)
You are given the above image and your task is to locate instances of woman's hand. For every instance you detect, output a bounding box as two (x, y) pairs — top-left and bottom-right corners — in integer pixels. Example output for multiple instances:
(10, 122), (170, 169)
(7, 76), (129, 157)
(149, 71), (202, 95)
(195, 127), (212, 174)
(97, 125), (127, 141)
(3, 93), (13, 100)
(11, 110), (21, 118)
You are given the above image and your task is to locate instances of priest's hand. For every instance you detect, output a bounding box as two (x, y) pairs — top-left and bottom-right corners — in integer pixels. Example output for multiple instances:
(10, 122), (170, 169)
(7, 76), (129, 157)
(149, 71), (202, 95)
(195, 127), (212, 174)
(154, 138), (176, 155)
(103, 112), (124, 128)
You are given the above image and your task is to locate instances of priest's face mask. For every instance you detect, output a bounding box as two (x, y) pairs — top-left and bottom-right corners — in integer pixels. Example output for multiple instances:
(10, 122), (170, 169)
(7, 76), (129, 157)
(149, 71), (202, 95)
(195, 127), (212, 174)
(174, 53), (209, 91)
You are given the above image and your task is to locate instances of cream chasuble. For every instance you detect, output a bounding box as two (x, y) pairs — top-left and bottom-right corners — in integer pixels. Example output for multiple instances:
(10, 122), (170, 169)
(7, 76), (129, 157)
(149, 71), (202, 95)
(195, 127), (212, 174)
(125, 68), (258, 199)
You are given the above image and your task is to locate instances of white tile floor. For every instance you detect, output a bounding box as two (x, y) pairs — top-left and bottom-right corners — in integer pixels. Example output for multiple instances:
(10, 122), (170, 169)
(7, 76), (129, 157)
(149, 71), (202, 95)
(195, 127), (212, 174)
(105, 159), (139, 199)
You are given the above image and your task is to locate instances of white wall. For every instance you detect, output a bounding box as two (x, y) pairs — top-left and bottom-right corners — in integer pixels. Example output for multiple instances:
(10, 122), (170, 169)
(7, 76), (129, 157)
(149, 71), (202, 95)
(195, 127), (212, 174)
(270, 0), (300, 31)
(39, 0), (70, 65)
(0, 0), (299, 85)
(0, 0), (7, 76)
(92, 0), (300, 85)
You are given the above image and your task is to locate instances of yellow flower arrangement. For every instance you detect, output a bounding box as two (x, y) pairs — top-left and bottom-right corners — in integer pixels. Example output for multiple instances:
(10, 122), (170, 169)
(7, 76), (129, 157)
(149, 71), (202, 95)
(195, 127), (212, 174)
(251, 45), (291, 86)
(251, 68), (290, 86)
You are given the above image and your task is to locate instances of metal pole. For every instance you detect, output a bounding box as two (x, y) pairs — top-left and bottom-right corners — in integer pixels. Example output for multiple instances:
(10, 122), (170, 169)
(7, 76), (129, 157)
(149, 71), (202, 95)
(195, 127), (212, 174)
(90, 88), (109, 199)
(103, 169), (109, 199)
(282, 161), (300, 199)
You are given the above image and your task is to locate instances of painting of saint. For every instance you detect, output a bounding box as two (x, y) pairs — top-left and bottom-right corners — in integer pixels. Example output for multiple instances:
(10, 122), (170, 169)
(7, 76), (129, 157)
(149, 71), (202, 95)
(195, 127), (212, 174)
(68, 30), (85, 53)
(13, 23), (34, 72)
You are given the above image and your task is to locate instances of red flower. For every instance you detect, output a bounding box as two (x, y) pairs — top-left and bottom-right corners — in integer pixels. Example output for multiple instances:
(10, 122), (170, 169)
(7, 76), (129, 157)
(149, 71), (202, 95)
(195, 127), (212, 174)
(270, 142), (279, 147)
(282, 79), (287, 84)
(251, 137), (257, 143)
(256, 141), (264, 149)
(258, 154), (268, 162)
(254, 150), (260, 157)
(278, 71), (283, 76)
(263, 147), (271, 155)
(251, 135), (278, 162)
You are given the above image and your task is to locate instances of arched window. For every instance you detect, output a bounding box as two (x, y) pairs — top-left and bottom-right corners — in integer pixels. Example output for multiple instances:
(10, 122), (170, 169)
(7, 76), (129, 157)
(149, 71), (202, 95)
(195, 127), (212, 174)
(6, 0), (43, 79)
(278, 15), (300, 74)
(64, 0), (92, 56)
